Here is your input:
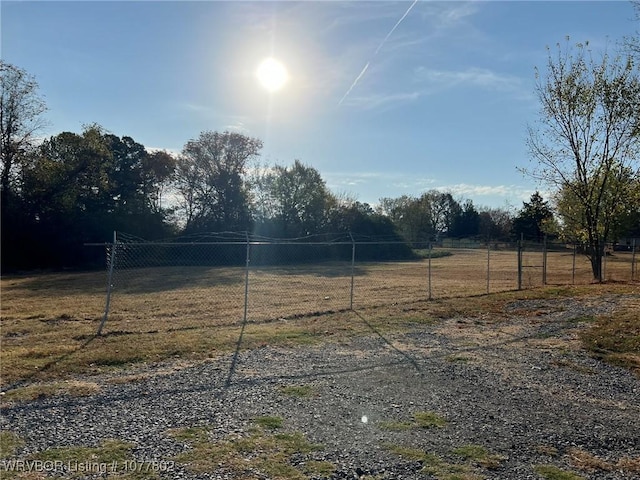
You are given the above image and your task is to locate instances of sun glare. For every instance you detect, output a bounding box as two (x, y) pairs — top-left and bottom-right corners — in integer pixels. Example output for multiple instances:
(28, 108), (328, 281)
(256, 57), (289, 92)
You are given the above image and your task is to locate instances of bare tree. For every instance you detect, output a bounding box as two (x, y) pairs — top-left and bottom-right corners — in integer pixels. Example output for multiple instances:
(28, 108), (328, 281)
(0, 61), (47, 207)
(525, 40), (640, 281)
(174, 131), (262, 233)
(624, 1), (640, 61)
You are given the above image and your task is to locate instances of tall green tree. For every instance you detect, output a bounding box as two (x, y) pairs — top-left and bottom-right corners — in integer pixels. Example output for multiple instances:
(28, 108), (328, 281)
(378, 194), (433, 243)
(450, 199), (480, 238)
(512, 191), (554, 242)
(11, 125), (176, 268)
(253, 160), (332, 237)
(525, 40), (640, 280)
(175, 131), (262, 233)
(554, 167), (640, 244)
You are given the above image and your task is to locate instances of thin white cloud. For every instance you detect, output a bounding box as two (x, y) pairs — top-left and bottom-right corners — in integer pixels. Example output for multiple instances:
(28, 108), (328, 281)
(434, 183), (534, 200)
(179, 103), (210, 113)
(340, 90), (421, 110)
(147, 146), (181, 156)
(223, 122), (249, 134)
(414, 66), (524, 93)
(433, 2), (479, 27)
(339, 66), (530, 110)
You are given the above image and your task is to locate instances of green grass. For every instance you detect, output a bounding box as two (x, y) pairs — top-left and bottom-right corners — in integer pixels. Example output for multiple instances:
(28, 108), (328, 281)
(0, 431), (24, 460)
(20, 439), (160, 479)
(533, 464), (585, 480)
(2, 380), (100, 403)
(303, 460), (335, 476)
(254, 415), (284, 430)
(452, 444), (505, 469)
(383, 444), (483, 479)
(278, 384), (315, 398)
(378, 411), (447, 432)
(170, 422), (327, 479)
(413, 411), (448, 428)
(413, 249), (454, 259)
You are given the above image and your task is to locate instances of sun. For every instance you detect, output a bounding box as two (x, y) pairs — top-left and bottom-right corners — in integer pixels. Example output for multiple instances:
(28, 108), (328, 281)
(256, 57), (289, 92)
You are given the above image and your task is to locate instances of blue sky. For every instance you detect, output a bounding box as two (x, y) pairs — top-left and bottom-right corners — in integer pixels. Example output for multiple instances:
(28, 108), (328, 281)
(2, 1), (636, 210)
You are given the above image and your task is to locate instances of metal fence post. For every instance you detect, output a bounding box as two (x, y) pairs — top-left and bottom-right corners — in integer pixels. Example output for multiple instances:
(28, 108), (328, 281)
(632, 239), (637, 281)
(572, 243), (576, 285)
(349, 233), (355, 310)
(542, 235), (547, 285)
(517, 234), (523, 290)
(603, 242), (607, 282)
(243, 232), (250, 324)
(428, 242), (433, 300)
(97, 231), (117, 336)
(487, 240), (491, 295)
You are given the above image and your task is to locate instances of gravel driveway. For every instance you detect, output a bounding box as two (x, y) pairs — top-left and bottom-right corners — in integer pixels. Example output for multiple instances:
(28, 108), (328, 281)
(1, 295), (639, 479)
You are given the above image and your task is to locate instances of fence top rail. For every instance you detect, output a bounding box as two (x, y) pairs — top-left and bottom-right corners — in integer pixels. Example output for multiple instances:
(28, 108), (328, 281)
(85, 240), (422, 247)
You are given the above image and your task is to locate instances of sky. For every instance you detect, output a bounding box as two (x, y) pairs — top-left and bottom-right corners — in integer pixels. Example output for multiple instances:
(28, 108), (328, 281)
(2, 0), (637, 211)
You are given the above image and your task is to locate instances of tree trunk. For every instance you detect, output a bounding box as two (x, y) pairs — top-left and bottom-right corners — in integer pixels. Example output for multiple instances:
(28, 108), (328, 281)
(589, 241), (603, 282)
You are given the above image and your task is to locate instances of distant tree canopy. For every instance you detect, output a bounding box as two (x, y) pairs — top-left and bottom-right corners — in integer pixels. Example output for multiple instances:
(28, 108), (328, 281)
(512, 191), (554, 242)
(3, 125), (178, 269)
(377, 191), (512, 242)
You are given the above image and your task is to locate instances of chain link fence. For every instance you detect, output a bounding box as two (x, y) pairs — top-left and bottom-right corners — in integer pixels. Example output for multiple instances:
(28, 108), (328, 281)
(93, 232), (638, 334)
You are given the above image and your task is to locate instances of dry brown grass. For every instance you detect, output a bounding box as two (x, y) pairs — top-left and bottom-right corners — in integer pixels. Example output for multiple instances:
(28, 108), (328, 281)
(579, 295), (640, 377)
(1, 249), (637, 392)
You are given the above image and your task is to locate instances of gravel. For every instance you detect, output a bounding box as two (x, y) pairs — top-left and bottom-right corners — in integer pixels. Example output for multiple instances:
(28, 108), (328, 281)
(2, 295), (639, 479)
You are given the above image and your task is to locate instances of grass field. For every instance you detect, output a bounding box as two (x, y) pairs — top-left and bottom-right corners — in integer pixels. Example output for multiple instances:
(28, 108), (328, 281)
(1, 247), (638, 391)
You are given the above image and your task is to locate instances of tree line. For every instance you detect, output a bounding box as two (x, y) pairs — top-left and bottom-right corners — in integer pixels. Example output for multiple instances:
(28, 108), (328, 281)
(2, 6), (639, 278)
(0, 98), (524, 270)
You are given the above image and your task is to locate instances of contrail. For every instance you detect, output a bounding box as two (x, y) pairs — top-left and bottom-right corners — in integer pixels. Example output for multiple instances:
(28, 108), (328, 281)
(338, 0), (419, 106)
(338, 62), (369, 106)
(375, 0), (419, 55)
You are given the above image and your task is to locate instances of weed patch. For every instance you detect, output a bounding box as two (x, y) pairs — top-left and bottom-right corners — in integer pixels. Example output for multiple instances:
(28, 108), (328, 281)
(254, 416), (284, 430)
(2, 381), (100, 404)
(533, 464), (585, 480)
(278, 384), (314, 398)
(19, 439), (159, 479)
(413, 411), (448, 428)
(378, 411), (447, 432)
(170, 422), (327, 478)
(384, 444), (484, 479)
(580, 304), (640, 376)
(0, 431), (24, 459)
(452, 444), (505, 469)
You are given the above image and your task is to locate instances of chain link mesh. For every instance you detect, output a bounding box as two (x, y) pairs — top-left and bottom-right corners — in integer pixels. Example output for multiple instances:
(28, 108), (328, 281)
(97, 232), (639, 334)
